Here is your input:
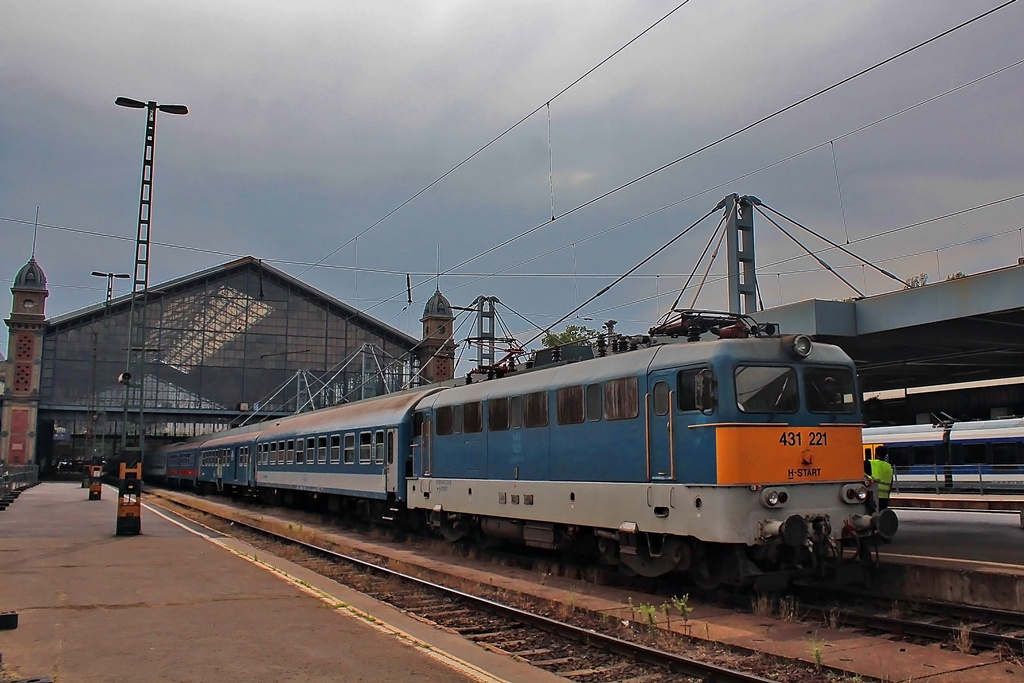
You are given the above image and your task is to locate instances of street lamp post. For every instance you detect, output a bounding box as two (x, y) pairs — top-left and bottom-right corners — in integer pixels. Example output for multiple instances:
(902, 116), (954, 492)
(91, 271), (130, 306)
(115, 97), (188, 467)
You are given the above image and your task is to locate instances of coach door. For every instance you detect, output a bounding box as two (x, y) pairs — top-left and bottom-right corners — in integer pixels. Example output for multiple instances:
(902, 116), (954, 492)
(384, 428), (399, 493)
(646, 373), (675, 480)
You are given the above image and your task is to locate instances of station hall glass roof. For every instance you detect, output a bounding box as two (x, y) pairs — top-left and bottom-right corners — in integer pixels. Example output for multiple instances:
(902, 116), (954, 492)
(40, 257), (420, 435)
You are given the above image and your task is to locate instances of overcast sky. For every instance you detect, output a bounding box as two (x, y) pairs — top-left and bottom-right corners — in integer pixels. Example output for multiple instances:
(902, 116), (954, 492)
(3, 0), (1024, 366)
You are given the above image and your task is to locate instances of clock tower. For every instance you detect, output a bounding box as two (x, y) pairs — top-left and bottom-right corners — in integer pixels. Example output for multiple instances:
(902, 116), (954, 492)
(2, 257), (49, 466)
(419, 288), (456, 384)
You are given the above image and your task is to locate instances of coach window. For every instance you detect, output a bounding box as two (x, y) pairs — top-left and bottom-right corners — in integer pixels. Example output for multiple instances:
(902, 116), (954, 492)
(962, 443), (986, 465)
(464, 402), (482, 433)
(286, 440), (295, 465)
(360, 432), (373, 464)
(604, 377), (639, 420)
(489, 397), (509, 431)
(653, 381), (670, 416)
(887, 446), (911, 467)
(510, 395), (523, 429)
(913, 445), (936, 465)
(524, 391), (549, 428)
(453, 404), (464, 434)
(436, 406), (453, 436)
(278, 441), (286, 465)
(269, 442), (278, 465)
(556, 386), (584, 425)
(330, 435), (341, 464)
(735, 366), (798, 414)
(586, 384), (602, 422)
(295, 439), (304, 464)
(375, 430), (386, 464)
(307, 437), (316, 465)
(317, 436), (328, 464)
(993, 443), (1017, 465)
(344, 433), (355, 464)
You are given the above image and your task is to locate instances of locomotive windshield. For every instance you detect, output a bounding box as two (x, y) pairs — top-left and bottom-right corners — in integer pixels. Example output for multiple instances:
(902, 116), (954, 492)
(805, 367), (856, 414)
(735, 366), (799, 413)
(734, 365), (856, 415)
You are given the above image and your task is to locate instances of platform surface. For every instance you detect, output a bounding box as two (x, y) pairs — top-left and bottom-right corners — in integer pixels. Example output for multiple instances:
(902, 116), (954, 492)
(0, 483), (498, 682)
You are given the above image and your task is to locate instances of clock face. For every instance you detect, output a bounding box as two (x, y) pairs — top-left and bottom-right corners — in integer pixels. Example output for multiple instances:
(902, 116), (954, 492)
(22, 299), (35, 310)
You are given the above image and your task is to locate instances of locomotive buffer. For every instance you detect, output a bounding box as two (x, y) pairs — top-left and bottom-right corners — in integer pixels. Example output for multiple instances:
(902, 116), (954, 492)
(115, 462), (142, 535)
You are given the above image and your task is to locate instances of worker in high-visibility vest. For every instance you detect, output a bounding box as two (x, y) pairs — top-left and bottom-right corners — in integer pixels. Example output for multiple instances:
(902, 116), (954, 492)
(866, 446), (894, 511)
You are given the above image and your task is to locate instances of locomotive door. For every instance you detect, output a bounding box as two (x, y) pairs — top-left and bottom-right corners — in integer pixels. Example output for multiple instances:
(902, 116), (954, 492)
(646, 375), (675, 480)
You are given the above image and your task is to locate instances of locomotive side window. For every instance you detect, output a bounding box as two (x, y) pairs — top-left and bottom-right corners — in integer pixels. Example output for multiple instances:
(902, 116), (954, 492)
(436, 406), (453, 435)
(735, 366), (798, 414)
(652, 381), (670, 416)
(510, 395), (523, 429)
(586, 384), (602, 422)
(805, 367), (856, 414)
(489, 397), (509, 431)
(330, 435), (341, 464)
(464, 402), (482, 433)
(556, 386), (584, 425)
(344, 434), (355, 464)
(524, 391), (549, 428)
(360, 432), (372, 464)
(452, 404), (464, 434)
(604, 377), (639, 420)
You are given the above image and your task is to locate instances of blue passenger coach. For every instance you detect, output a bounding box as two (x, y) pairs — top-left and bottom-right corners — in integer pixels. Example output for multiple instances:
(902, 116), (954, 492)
(255, 389), (441, 512)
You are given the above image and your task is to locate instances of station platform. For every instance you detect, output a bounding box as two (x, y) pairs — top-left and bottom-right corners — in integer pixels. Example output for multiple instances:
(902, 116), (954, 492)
(0, 483), (558, 683)
(893, 492), (1024, 512)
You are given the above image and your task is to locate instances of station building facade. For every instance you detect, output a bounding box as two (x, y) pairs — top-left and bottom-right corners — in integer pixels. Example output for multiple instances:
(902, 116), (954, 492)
(1, 256), (453, 471)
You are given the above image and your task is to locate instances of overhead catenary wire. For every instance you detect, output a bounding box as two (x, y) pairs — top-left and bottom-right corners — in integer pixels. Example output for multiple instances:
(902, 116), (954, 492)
(297, 1), (696, 278)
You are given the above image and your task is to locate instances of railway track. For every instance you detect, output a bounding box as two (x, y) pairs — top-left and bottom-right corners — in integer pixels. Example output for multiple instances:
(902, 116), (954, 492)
(146, 491), (838, 682)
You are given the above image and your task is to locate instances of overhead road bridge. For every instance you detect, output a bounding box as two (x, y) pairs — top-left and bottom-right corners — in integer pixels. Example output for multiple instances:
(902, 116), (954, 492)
(760, 262), (1024, 394)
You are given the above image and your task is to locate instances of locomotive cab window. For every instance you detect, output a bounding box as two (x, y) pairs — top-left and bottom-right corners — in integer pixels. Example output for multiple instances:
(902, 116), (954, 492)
(436, 406), (453, 436)
(805, 367), (856, 414)
(735, 365), (798, 414)
(678, 368), (715, 413)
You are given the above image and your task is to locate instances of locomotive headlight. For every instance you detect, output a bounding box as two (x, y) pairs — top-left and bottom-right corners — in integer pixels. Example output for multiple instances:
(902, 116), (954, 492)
(782, 333), (815, 360)
(841, 483), (869, 504)
(761, 488), (789, 508)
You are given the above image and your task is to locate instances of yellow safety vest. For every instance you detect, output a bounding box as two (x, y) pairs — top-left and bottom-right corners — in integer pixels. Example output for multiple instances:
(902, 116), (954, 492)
(870, 459), (894, 499)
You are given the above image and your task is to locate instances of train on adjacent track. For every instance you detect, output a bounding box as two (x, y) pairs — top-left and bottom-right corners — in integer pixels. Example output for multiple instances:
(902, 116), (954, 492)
(145, 311), (895, 590)
(864, 417), (1024, 492)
